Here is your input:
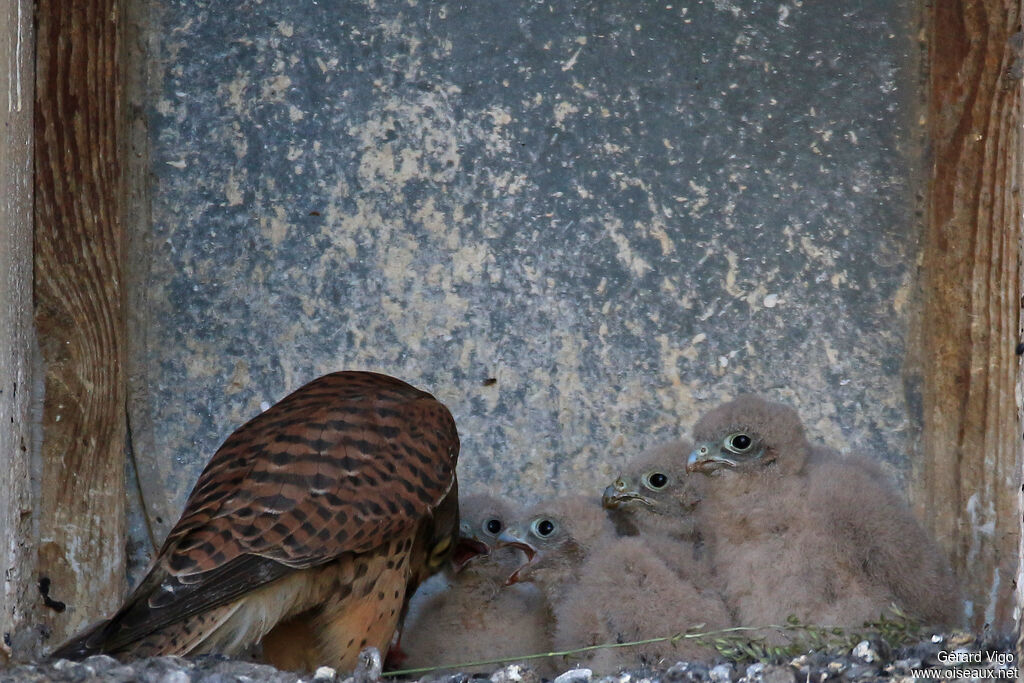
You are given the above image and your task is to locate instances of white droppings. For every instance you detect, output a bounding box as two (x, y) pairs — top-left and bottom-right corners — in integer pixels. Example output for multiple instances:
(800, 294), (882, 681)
(605, 218), (652, 277)
(687, 180), (710, 215)
(553, 100), (579, 125)
(561, 47), (583, 71)
(985, 567), (1000, 628)
(777, 4), (790, 26)
(9, 0), (25, 111)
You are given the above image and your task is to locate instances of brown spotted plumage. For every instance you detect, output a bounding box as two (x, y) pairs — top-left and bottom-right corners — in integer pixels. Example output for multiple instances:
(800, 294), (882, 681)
(51, 371), (461, 673)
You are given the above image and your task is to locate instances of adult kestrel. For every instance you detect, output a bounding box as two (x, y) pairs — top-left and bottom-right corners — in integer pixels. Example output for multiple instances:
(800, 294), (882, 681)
(686, 394), (963, 631)
(51, 370), (462, 673)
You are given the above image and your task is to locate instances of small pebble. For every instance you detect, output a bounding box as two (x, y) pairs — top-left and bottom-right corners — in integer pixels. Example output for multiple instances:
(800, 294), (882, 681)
(840, 663), (879, 680)
(890, 657), (921, 672)
(851, 640), (877, 663)
(314, 666), (338, 681)
(708, 662), (735, 683)
(826, 660), (847, 675)
(490, 664), (540, 683)
(50, 660), (83, 673)
(82, 654), (120, 672)
(353, 647), (382, 682)
(553, 668), (593, 683)
(663, 661), (709, 683)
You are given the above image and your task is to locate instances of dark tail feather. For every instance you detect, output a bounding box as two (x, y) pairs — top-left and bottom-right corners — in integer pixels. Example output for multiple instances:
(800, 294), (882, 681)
(48, 618), (116, 661)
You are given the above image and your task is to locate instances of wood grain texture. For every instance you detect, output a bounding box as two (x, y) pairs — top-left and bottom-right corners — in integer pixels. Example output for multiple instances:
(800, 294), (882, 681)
(914, 0), (1022, 633)
(34, 0), (128, 644)
(0, 0), (37, 664)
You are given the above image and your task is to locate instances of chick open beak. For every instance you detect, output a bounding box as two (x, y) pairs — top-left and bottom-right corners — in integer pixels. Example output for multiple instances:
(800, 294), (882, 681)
(494, 530), (538, 585)
(451, 537), (490, 572)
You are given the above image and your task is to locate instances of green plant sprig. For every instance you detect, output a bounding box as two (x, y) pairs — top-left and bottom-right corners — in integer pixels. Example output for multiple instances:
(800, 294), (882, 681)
(383, 607), (924, 678)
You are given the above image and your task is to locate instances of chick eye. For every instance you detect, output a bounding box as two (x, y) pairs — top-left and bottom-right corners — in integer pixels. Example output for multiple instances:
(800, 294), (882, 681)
(643, 471), (669, 490)
(530, 518), (557, 538)
(483, 518), (502, 535)
(726, 433), (753, 452)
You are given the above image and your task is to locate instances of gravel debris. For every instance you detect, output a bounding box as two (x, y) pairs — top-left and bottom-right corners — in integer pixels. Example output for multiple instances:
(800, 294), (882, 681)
(0, 634), (1016, 683)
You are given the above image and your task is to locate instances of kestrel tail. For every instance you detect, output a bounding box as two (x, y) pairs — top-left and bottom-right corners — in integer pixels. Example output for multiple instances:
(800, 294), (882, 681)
(50, 370), (462, 673)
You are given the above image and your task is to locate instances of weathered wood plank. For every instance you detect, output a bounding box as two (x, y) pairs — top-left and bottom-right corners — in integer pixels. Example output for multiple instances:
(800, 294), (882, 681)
(0, 0), (37, 665)
(34, 0), (128, 645)
(914, 0), (1022, 633)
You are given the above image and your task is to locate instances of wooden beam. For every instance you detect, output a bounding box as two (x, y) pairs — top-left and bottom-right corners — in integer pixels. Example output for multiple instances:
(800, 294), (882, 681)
(34, 0), (128, 645)
(914, 0), (1022, 633)
(0, 0), (37, 664)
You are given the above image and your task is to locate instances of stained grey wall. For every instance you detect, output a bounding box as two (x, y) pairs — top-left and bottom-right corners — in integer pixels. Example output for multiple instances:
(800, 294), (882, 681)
(130, 0), (921, 556)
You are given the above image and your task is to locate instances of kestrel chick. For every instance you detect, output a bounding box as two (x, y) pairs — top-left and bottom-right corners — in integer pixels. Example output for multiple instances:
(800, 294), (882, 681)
(503, 496), (722, 673)
(51, 371), (462, 673)
(602, 440), (730, 628)
(687, 394), (962, 631)
(401, 494), (547, 674)
(602, 440), (710, 580)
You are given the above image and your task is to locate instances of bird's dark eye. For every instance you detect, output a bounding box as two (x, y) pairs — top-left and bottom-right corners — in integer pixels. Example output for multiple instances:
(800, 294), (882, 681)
(484, 518), (502, 535)
(727, 433), (753, 452)
(643, 471), (669, 490)
(530, 518), (557, 538)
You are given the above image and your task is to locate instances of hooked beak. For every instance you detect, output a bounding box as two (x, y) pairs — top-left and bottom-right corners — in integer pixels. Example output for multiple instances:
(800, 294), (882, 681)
(601, 480), (654, 510)
(686, 442), (737, 474)
(495, 530), (538, 585)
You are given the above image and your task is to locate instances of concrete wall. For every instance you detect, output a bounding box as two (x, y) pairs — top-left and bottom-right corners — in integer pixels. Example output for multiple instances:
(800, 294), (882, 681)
(130, 0), (923, 565)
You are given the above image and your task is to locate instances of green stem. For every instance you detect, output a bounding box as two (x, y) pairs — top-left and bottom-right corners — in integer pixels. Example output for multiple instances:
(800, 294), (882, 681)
(383, 625), (797, 678)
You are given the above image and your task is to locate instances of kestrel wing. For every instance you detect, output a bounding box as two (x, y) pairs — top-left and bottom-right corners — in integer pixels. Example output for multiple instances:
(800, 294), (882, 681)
(56, 371), (460, 656)
(165, 371), (459, 571)
(54, 553), (294, 656)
